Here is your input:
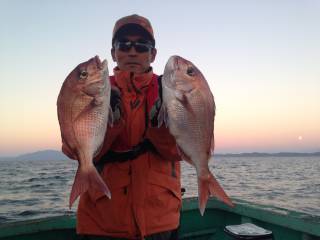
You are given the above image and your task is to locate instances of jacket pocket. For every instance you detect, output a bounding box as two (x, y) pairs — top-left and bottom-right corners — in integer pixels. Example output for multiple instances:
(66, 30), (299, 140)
(146, 170), (181, 222)
(88, 163), (132, 233)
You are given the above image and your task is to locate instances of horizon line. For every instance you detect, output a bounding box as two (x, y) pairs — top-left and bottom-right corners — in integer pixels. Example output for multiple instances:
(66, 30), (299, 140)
(0, 149), (319, 158)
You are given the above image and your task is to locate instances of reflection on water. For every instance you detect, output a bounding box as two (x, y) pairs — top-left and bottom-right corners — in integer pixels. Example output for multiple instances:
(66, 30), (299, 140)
(0, 156), (319, 223)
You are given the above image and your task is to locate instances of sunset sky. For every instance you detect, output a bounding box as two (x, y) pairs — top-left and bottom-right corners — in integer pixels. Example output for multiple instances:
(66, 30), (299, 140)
(0, 0), (319, 156)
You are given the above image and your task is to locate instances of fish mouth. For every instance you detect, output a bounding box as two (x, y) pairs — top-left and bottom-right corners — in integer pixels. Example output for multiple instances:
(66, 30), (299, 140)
(92, 55), (104, 70)
(174, 57), (180, 70)
(87, 59), (108, 84)
(166, 55), (179, 71)
(94, 55), (101, 67)
(169, 55), (186, 71)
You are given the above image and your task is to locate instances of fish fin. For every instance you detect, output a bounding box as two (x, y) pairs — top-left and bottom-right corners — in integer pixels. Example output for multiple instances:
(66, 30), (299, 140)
(94, 96), (104, 106)
(207, 172), (234, 208)
(177, 145), (194, 166)
(73, 100), (97, 124)
(174, 91), (196, 117)
(198, 171), (234, 215)
(93, 142), (104, 158)
(62, 142), (77, 160)
(61, 134), (77, 160)
(175, 81), (194, 93)
(198, 176), (210, 216)
(175, 90), (185, 101)
(157, 104), (169, 128)
(69, 165), (111, 209)
(210, 133), (215, 155)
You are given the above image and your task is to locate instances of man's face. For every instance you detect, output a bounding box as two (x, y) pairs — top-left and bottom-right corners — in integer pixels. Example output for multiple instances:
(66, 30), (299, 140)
(111, 35), (157, 74)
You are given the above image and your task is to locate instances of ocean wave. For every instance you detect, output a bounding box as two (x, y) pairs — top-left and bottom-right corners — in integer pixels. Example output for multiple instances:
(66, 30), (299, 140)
(0, 157), (319, 223)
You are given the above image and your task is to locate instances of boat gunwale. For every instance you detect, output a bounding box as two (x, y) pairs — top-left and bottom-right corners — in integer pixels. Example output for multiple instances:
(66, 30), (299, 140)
(0, 197), (319, 238)
(182, 197), (320, 236)
(0, 214), (76, 237)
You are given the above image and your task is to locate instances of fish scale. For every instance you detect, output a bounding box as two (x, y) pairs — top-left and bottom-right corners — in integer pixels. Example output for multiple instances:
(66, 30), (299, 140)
(57, 56), (111, 208)
(171, 92), (208, 162)
(160, 55), (234, 215)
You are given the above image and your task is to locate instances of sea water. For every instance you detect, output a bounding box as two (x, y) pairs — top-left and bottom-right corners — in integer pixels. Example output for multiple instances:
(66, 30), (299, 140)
(0, 156), (319, 224)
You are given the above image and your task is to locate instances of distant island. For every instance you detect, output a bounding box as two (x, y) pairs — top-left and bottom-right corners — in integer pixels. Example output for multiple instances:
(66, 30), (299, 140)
(214, 152), (320, 158)
(0, 150), (69, 161)
(0, 149), (319, 161)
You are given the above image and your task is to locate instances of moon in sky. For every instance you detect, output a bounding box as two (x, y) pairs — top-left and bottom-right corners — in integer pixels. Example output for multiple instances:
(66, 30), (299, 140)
(298, 136), (303, 141)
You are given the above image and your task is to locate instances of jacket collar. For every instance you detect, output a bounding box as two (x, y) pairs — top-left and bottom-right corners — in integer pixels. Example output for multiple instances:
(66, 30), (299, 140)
(113, 67), (153, 95)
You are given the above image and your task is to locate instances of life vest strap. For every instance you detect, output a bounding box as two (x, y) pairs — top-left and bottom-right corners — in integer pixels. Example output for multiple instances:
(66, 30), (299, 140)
(95, 139), (158, 172)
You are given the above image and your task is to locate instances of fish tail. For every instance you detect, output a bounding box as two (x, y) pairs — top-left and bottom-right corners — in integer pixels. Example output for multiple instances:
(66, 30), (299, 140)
(198, 172), (234, 215)
(198, 177), (210, 216)
(207, 172), (235, 208)
(69, 166), (111, 209)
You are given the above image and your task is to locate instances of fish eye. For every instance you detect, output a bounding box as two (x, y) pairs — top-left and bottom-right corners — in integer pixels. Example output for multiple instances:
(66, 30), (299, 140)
(186, 67), (195, 76)
(79, 70), (88, 80)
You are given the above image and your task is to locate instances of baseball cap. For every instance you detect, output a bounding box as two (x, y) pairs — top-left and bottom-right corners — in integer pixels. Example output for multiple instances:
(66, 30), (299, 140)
(112, 14), (155, 47)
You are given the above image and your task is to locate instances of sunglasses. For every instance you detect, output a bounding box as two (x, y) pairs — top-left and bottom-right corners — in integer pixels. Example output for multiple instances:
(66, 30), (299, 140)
(114, 40), (153, 53)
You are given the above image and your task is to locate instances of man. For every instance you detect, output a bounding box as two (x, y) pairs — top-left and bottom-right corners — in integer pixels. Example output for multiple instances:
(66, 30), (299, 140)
(74, 14), (182, 240)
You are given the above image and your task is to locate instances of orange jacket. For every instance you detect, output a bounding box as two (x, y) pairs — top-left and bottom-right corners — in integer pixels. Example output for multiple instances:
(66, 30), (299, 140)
(76, 68), (181, 239)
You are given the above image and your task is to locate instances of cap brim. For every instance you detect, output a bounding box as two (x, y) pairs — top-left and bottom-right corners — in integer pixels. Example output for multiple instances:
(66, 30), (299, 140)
(112, 24), (155, 47)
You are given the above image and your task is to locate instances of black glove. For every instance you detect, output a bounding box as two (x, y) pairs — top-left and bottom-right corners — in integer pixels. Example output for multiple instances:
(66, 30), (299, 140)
(110, 86), (122, 124)
(149, 75), (163, 127)
(149, 97), (162, 127)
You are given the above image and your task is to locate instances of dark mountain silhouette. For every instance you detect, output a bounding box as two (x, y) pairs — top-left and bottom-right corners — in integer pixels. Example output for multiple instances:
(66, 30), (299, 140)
(214, 152), (320, 157)
(0, 150), (69, 161)
(0, 150), (319, 161)
(0, 150), (320, 161)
